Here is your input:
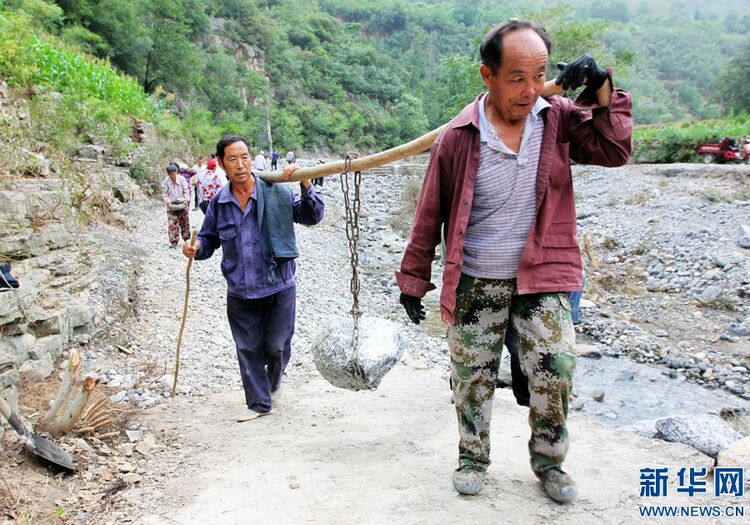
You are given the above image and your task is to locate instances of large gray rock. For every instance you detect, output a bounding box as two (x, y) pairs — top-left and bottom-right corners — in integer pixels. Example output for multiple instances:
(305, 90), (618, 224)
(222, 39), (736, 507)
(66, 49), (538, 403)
(0, 290), (28, 325)
(67, 302), (94, 329)
(0, 369), (20, 389)
(0, 230), (46, 258)
(3, 333), (36, 362)
(0, 191), (29, 227)
(42, 223), (74, 251)
(76, 144), (107, 160)
(739, 225), (750, 249)
(699, 286), (723, 303)
(717, 436), (750, 488)
(29, 310), (67, 338)
(0, 340), (16, 368)
(655, 414), (743, 458)
(20, 149), (50, 178)
(103, 170), (144, 203)
(18, 354), (53, 380)
(24, 190), (70, 222)
(29, 334), (65, 360)
(313, 316), (405, 391)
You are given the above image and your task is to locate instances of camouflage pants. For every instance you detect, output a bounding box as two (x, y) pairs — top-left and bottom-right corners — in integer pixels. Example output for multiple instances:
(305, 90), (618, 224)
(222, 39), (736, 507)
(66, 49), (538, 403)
(167, 209), (190, 246)
(448, 274), (576, 477)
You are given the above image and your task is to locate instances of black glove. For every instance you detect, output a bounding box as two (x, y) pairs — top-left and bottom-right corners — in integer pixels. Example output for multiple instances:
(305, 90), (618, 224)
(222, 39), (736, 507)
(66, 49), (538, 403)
(399, 292), (425, 325)
(555, 54), (608, 91)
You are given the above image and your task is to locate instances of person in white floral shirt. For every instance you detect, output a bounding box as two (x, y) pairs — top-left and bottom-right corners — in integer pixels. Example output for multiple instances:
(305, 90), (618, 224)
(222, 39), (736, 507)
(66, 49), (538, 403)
(197, 158), (224, 214)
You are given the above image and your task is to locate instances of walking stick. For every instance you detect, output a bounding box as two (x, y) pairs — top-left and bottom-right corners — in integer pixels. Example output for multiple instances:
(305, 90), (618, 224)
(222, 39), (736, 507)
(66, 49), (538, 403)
(172, 229), (198, 397)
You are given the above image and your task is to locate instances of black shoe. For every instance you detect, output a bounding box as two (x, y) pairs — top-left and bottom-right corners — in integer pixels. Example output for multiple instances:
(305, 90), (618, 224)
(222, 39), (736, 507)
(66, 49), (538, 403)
(0, 263), (19, 289)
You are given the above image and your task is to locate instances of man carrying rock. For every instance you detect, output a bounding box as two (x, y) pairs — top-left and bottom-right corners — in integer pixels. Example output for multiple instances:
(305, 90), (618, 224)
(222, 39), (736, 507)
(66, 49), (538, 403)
(182, 134), (324, 422)
(396, 19), (632, 503)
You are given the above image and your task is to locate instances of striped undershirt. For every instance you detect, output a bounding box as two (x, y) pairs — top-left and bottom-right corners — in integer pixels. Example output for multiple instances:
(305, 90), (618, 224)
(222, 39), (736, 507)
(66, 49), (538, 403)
(462, 94), (549, 279)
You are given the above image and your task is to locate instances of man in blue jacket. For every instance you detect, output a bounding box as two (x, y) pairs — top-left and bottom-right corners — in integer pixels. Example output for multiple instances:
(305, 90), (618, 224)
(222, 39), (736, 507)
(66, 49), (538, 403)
(182, 134), (324, 421)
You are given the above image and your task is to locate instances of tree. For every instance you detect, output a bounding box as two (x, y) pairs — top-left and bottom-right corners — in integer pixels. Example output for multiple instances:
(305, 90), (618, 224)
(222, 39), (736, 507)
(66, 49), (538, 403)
(717, 40), (750, 114)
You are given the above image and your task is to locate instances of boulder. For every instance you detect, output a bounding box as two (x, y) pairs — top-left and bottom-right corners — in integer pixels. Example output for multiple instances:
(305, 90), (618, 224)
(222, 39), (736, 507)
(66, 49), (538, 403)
(24, 190), (69, 222)
(717, 436), (750, 488)
(739, 225), (750, 249)
(30, 334), (66, 360)
(4, 333), (36, 362)
(0, 340), (16, 368)
(313, 316), (405, 391)
(0, 369), (20, 389)
(29, 310), (67, 338)
(0, 230), (47, 258)
(20, 149), (50, 178)
(76, 145), (107, 160)
(699, 286), (723, 303)
(0, 191), (29, 227)
(655, 414), (743, 458)
(103, 170), (144, 203)
(42, 223), (74, 251)
(0, 289), (28, 325)
(18, 354), (54, 380)
(67, 302), (95, 329)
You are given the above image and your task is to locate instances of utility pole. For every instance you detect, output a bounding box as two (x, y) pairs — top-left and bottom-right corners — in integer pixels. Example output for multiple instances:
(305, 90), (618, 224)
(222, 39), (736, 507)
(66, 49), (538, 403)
(266, 100), (273, 154)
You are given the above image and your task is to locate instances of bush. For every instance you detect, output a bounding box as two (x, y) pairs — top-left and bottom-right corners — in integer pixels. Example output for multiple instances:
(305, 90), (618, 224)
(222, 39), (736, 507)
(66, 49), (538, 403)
(30, 39), (155, 118)
(0, 10), (37, 87)
(633, 115), (750, 163)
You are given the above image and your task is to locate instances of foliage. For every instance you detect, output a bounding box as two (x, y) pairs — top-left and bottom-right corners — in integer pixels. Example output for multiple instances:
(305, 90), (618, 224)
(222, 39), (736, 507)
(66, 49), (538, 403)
(632, 115), (750, 163)
(30, 39), (155, 118)
(6, 0), (62, 30)
(717, 39), (750, 115)
(59, 25), (109, 55)
(3, 0), (750, 159)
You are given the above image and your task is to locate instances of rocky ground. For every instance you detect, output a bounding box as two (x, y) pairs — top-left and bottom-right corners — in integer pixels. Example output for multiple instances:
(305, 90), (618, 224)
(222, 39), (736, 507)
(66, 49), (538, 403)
(1, 160), (749, 523)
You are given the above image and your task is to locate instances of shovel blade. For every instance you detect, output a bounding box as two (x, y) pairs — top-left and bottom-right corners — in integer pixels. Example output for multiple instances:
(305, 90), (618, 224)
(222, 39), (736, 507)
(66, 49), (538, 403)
(30, 433), (76, 471)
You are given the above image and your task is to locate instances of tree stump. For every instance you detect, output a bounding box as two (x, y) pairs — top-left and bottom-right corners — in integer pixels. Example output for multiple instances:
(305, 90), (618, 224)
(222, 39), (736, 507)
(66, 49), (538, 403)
(38, 349), (99, 436)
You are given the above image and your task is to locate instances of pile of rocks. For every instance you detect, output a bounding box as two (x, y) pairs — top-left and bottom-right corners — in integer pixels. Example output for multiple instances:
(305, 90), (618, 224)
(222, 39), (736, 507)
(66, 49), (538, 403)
(573, 163), (750, 398)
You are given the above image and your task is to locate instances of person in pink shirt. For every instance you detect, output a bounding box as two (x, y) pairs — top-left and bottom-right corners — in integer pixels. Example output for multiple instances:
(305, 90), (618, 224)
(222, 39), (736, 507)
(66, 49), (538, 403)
(162, 163), (191, 247)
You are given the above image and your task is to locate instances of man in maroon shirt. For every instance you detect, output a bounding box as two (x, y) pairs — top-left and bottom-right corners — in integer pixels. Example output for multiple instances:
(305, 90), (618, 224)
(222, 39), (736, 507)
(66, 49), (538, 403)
(397, 20), (632, 502)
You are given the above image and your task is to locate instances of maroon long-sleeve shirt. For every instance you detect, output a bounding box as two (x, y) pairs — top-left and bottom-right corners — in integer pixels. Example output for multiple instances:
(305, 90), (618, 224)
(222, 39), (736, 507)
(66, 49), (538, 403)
(396, 83), (633, 325)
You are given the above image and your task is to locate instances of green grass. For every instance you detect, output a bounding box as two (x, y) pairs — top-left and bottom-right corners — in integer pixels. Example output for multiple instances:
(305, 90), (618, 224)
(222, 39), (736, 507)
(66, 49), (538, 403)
(29, 39), (155, 119)
(0, 7), (223, 164)
(704, 189), (725, 203)
(633, 115), (750, 163)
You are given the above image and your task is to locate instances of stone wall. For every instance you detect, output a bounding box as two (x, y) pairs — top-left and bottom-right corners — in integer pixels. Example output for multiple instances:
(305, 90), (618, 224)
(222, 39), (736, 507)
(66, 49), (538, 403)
(0, 165), (145, 439)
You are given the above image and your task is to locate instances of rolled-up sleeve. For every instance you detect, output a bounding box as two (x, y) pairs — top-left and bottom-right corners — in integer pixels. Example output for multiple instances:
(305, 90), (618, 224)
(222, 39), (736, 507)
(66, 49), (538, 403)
(567, 70), (633, 167)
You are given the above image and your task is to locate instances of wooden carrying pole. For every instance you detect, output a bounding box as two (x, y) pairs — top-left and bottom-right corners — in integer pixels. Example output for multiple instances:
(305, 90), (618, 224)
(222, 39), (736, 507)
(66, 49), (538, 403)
(172, 229), (198, 397)
(260, 79), (564, 184)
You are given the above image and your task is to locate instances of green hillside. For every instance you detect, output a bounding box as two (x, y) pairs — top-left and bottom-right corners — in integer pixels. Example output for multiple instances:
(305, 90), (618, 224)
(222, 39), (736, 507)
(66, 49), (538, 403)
(1, 0), (749, 161)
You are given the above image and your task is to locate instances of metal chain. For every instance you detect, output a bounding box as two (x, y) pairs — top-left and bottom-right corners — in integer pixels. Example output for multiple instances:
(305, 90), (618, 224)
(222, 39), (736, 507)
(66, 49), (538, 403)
(339, 153), (369, 389)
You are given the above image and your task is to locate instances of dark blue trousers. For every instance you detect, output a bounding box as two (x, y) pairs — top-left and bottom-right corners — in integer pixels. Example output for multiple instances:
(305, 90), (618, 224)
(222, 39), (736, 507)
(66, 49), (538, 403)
(226, 287), (295, 413)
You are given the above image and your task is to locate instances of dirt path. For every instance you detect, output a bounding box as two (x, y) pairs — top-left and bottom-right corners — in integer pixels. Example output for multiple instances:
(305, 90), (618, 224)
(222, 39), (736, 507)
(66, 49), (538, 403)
(129, 363), (727, 525)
